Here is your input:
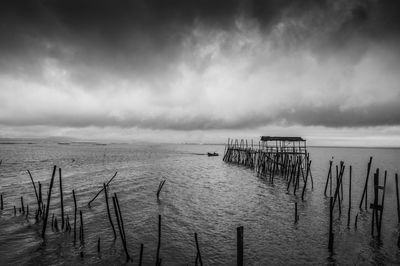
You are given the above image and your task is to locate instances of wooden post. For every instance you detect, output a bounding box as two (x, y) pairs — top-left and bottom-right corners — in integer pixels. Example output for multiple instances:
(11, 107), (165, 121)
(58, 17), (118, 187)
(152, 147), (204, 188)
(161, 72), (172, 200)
(97, 237), (101, 253)
(237, 226), (243, 266)
(328, 197), (334, 251)
(41, 165), (57, 238)
(21, 196), (25, 213)
(103, 183), (116, 239)
(80, 210), (84, 244)
(38, 182), (42, 213)
(112, 195), (130, 261)
(395, 173), (400, 224)
(378, 170), (387, 240)
(157, 180), (166, 200)
(194, 233), (203, 266)
(27, 170), (40, 211)
(14, 205), (16, 216)
(347, 166), (352, 228)
(295, 202), (298, 223)
(88, 172), (118, 207)
(59, 168), (65, 230)
(1, 194), (3, 210)
(139, 244), (144, 266)
(359, 157), (372, 209)
(73, 189), (77, 244)
(156, 215), (161, 265)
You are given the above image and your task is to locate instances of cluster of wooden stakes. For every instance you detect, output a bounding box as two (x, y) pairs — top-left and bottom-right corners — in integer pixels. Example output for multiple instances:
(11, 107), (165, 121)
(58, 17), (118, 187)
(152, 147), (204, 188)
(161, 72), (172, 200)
(324, 157), (400, 252)
(0, 163), (245, 265)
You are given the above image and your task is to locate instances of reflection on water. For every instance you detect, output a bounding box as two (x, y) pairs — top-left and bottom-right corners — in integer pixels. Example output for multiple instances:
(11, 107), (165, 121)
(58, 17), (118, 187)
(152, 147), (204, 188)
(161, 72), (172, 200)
(0, 143), (400, 265)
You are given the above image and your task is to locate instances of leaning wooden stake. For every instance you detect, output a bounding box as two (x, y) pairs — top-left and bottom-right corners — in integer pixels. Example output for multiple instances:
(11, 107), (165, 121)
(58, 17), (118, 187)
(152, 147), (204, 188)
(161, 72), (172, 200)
(395, 173), (400, 224)
(237, 226), (244, 266)
(79, 210), (84, 244)
(156, 214), (161, 265)
(73, 189), (77, 244)
(88, 172), (118, 207)
(359, 157), (372, 210)
(112, 195), (130, 261)
(194, 233), (203, 266)
(157, 180), (166, 200)
(41, 165), (57, 238)
(103, 183), (116, 239)
(347, 165), (352, 228)
(324, 161), (333, 196)
(59, 168), (65, 230)
(27, 170), (40, 212)
(328, 197), (334, 251)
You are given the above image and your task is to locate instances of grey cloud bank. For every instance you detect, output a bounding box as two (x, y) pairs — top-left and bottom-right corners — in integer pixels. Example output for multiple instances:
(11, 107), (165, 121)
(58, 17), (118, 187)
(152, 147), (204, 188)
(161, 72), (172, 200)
(0, 0), (400, 144)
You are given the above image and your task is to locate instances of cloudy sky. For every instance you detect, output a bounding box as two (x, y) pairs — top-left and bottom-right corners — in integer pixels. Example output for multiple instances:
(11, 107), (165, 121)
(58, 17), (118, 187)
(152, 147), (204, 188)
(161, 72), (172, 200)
(1, 0), (400, 146)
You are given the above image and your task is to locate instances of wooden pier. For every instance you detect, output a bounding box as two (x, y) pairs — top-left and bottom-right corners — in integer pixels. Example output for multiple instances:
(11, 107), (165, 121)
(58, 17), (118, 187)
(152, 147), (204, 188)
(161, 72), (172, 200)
(223, 136), (312, 195)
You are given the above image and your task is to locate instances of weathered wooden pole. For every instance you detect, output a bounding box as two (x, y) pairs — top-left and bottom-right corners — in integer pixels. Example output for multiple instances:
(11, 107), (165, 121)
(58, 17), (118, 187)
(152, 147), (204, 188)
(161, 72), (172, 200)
(41, 165), (57, 238)
(295, 202), (299, 223)
(14, 205), (16, 216)
(194, 233), (203, 266)
(79, 210), (84, 244)
(112, 196), (130, 261)
(103, 183), (116, 239)
(38, 182), (42, 212)
(395, 173), (400, 224)
(27, 170), (40, 211)
(88, 172), (118, 207)
(156, 214), (161, 266)
(97, 237), (101, 253)
(59, 168), (65, 230)
(237, 226), (244, 266)
(157, 180), (166, 200)
(73, 189), (77, 244)
(139, 244), (144, 266)
(359, 157), (372, 210)
(1, 194), (3, 210)
(378, 170), (387, 240)
(328, 197), (334, 251)
(347, 166), (352, 228)
(21, 196), (25, 213)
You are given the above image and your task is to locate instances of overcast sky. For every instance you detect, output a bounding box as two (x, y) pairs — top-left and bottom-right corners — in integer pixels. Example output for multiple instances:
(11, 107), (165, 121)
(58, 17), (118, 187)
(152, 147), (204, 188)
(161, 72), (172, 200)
(1, 0), (400, 146)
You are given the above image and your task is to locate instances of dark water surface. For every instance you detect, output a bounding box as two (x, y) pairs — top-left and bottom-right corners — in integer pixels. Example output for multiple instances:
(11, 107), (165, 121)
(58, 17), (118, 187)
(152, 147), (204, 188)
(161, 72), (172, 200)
(1, 143), (400, 265)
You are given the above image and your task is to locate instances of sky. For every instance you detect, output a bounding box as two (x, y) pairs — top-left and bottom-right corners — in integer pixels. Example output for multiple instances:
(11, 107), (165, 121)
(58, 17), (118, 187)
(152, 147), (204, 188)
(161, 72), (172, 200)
(0, 0), (400, 146)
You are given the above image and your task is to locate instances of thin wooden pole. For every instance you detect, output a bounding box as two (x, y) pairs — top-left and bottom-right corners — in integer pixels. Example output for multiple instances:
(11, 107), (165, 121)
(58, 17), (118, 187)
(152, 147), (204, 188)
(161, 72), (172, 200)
(395, 173), (400, 224)
(88, 172), (118, 207)
(21, 196), (25, 213)
(156, 215), (161, 266)
(41, 165), (57, 238)
(103, 183), (116, 239)
(295, 202), (299, 223)
(157, 180), (166, 200)
(59, 168), (65, 230)
(1, 194), (3, 210)
(79, 210), (84, 244)
(328, 197), (334, 251)
(347, 165), (352, 228)
(73, 189), (77, 244)
(194, 233), (203, 266)
(359, 157), (372, 209)
(237, 226), (243, 266)
(27, 170), (40, 211)
(139, 244), (144, 266)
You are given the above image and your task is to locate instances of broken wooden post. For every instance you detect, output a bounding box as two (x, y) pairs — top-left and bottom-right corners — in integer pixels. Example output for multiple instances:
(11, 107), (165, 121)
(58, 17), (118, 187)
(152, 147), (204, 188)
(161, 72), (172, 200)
(157, 180), (166, 200)
(88, 172), (118, 207)
(359, 157), (372, 210)
(103, 183), (116, 239)
(194, 233), (203, 266)
(27, 170), (40, 212)
(237, 226), (244, 266)
(156, 214), (161, 265)
(59, 168), (65, 230)
(41, 165), (57, 238)
(73, 189), (77, 244)
(347, 165), (352, 228)
(328, 197), (334, 251)
(395, 173), (400, 224)
(139, 243), (144, 266)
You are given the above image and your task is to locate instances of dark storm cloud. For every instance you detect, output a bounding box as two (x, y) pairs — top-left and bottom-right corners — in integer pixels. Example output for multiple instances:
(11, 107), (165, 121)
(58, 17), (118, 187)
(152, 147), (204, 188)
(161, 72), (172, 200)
(1, 0), (400, 132)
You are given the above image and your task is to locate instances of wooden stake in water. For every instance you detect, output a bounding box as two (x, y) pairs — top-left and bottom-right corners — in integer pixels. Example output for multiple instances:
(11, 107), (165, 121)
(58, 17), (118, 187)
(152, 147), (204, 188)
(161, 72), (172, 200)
(360, 157), (372, 210)
(157, 180), (166, 200)
(41, 165), (57, 238)
(1, 194), (3, 210)
(103, 183), (116, 239)
(295, 202), (299, 223)
(328, 197), (334, 251)
(59, 168), (65, 230)
(21, 196), (25, 213)
(73, 189), (77, 244)
(324, 161), (333, 196)
(112, 195), (130, 261)
(194, 233), (203, 266)
(156, 214), (161, 266)
(139, 244), (144, 266)
(97, 237), (101, 253)
(79, 210), (84, 244)
(88, 172), (118, 207)
(27, 170), (40, 212)
(237, 226), (244, 266)
(347, 165), (352, 228)
(395, 173), (400, 224)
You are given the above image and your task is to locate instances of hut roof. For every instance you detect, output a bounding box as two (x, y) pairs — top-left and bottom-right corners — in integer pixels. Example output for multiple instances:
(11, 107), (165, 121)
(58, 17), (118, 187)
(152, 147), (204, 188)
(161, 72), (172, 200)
(260, 136), (305, 142)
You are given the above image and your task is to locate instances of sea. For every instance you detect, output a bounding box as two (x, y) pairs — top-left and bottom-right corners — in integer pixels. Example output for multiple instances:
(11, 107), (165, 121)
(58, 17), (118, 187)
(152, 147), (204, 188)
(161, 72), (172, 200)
(0, 141), (400, 265)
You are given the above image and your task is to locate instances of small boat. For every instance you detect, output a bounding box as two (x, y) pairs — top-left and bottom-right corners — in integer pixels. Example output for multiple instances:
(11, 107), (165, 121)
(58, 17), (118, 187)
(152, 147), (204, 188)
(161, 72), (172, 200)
(207, 152), (219, 157)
